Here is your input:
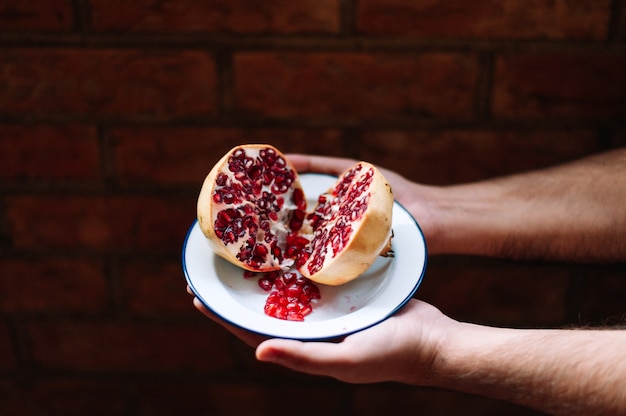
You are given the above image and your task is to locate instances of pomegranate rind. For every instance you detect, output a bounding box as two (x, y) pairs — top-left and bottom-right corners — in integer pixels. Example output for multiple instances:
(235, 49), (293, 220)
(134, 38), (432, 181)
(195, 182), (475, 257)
(197, 144), (305, 272)
(298, 162), (394, 286)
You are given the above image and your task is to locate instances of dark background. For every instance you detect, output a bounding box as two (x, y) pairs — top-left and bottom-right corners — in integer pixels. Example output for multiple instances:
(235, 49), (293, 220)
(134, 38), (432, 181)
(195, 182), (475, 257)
(1, 1), (625, 415)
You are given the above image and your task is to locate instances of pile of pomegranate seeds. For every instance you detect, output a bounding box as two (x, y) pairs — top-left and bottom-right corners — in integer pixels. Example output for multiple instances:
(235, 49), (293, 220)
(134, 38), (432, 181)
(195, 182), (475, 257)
(244, 270), (321, 321)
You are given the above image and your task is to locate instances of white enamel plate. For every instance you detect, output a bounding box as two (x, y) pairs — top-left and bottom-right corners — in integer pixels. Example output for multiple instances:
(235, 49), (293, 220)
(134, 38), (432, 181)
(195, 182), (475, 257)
(183, 173), (427, 340)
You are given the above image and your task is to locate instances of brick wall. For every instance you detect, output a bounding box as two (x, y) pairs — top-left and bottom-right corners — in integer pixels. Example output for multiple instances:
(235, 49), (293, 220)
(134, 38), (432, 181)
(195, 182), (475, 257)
(1, 1), (625, 415)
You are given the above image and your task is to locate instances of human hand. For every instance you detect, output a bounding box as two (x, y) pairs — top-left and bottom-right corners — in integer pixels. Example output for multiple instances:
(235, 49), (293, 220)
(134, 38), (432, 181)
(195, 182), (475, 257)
(191, 285), (455, 386)
(254, 299), (455, 385)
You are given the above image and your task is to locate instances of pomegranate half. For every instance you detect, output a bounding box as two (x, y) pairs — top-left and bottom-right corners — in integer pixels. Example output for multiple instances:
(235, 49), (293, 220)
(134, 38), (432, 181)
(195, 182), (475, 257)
(197, 144), (306, 272)
(197, 144), (394, 286)
(296, 161), (394, 285)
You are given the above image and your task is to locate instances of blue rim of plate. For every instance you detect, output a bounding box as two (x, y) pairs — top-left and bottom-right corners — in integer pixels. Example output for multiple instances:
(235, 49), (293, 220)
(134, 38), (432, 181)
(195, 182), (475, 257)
(182, 173), (427, 341)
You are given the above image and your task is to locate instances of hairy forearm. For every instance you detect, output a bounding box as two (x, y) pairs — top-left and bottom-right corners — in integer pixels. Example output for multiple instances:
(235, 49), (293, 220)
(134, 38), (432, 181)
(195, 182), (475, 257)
(425, 148), (626, 261)
(433, 324), (626, 415)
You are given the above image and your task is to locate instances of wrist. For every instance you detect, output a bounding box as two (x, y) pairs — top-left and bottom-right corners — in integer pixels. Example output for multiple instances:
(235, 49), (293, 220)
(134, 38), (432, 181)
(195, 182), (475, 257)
(422, 313), (547, 407)
(427, 320), (477, 387)
(421, 180), (523, 258)
(412, 183), (497, 257)
(402, 183), (451, 256)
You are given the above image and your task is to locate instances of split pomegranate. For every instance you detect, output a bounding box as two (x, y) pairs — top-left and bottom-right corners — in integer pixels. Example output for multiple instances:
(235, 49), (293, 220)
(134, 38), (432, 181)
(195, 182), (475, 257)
(197, 144), (394, 318)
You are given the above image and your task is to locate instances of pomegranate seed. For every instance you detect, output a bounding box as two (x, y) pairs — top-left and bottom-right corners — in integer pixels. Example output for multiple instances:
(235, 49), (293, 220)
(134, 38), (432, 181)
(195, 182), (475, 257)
(253, 244), (268, 257)
(292, 188), (306, 210)
(263, 172), (273, 185)
(258, 276), (274, 291)
(289, 209), (305, 231)
(271, 244), (282, 261)
(264, 271), (279, 279)
(274, 277), (286, 290)
(286, 286), (301, 298)
(248, 258), (261, 268)
(285, 245), (298, 258)
(282, 272), (296, 283)
(216, 173), (228, 186)
(248, 165), (262, 180)
(295, 251), (310, 268)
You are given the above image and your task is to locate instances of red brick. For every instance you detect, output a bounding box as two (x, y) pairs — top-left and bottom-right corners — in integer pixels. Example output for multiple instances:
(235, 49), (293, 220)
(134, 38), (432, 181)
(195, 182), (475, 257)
(618, 2), (626, 41)
(28, 320), (235, 372)
(352, 384), (541, 416)
(357, 0), (610, 40)
(91, 0), (340, 34)
(0, 322), (16, 370)
(613, 5), (626, 40)
(0, 258), (108, 313)
(136, 382), (344, 416)
(121, 258), (194, 317)
(492, 53), (626, 120)
(0, 125), (100, 182)
(576, 265), (626, 326)
(359, 128), (600, 184)
(419, 257), (570, 327)
(111, 127), (344, 186)
(234, 52), (478, 120)
(1, 379), (127, 416)
(611, 127), (626, 147)
(0, 49), (216, 119)
(0, 0), (73, 31)
(6, 195), (195, 252)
